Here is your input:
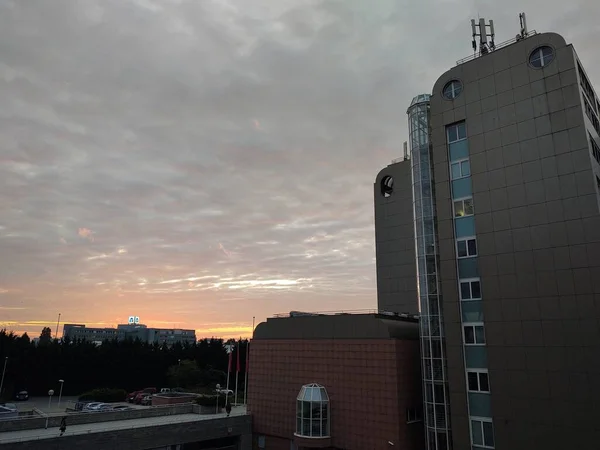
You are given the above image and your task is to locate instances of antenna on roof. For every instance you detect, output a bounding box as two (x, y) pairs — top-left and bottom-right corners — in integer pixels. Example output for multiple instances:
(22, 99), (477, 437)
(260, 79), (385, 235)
(516, 12), (529, 41)
(471, 18), (496, 56)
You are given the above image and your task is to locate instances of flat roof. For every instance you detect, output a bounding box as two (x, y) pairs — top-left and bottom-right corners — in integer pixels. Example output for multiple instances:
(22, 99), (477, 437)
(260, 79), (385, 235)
(253, 312), (419, 340)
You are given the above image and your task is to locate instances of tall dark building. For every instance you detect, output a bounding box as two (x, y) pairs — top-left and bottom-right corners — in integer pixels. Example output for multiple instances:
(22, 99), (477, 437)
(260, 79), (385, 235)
(374, 157), (419, 315)
(375, 17), (600, 450)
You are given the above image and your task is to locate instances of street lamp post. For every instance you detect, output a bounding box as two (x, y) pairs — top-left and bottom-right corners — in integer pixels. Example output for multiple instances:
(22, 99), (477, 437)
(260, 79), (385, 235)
(48, 389), (54, 409)
(0, 357), (8, 399)
(58, 380), (65, 409)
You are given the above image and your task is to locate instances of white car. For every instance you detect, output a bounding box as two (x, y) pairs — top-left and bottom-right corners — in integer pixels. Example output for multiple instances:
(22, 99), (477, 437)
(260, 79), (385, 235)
(83, 402), (111, 412)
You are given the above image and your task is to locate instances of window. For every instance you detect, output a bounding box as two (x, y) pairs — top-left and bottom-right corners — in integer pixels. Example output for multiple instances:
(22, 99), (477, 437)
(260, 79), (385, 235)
(578, 61), (598, 113)
(446, 122), (466, 143)
(463, 323), (486, 345)
(590, 133), (600, 165)
(529, 46), (554, 68)
(406, 408), (422, 423)
(295, 383), (330, 438)
(597, 175), (600, 190)
(583, 95), (600, 135)
(442, 80), (463, 100)
(453, 198), (474, 217)
(450, 159), (471, 179)
(456, 237), (477, 258)
(467, 370), (490, 392)
(381, 175), (393, 197)
(460, 278), (481, 300)
(471, 418), (495, 448)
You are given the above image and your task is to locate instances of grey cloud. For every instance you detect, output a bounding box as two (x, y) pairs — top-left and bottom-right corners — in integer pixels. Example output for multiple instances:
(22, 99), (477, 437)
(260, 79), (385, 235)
(0, 0), (598, 336)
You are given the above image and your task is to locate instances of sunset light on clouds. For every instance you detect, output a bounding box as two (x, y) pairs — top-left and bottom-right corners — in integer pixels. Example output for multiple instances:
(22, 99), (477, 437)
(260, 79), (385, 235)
(0, 0), (598, 339)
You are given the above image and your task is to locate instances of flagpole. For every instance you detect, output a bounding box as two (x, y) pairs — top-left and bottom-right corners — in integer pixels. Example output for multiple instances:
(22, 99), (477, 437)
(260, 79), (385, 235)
(243, 316), (254, 406)
(225, 345), (232, 406)
(234, 340), (240, 405)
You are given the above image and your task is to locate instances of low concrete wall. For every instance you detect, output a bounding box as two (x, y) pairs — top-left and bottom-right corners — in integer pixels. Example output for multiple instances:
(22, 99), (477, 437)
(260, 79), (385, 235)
(0, 404), (194, 433)
(1, 414), (252, 450)
(152, 393), (197, 406)
(196, 405), (223, 414)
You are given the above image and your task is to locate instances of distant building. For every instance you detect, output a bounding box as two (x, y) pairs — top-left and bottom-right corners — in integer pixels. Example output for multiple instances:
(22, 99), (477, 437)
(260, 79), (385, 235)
(63, 322), (196, 346)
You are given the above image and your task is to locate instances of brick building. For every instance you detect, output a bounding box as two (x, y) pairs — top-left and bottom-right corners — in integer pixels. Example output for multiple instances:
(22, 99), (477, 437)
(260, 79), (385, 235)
(247, 312), (423, 450)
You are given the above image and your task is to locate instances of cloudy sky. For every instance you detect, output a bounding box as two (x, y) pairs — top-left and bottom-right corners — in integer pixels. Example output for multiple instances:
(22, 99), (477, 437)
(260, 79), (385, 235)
(0, 0), (598, 339)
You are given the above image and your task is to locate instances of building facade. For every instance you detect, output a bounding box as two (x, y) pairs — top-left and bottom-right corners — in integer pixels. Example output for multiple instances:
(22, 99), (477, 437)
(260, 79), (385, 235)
(374, 159), (419, 315)
(248, 313), (424, 450)
(376, 27), (600, 450)
(63, 323), (196, 346)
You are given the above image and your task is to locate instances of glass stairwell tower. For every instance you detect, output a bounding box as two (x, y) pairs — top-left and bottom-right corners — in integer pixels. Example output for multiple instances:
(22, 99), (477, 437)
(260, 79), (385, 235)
(407, 94), (452, 450)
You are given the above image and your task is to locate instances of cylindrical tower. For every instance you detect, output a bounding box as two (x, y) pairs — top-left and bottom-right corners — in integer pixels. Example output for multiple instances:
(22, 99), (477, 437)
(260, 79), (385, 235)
(407, 94), (452, 450)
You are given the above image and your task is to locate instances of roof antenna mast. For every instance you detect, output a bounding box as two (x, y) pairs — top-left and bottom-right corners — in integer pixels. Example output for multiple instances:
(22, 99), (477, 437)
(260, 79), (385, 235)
(471, 17), (495, 56)
(516, 12), (529, 41)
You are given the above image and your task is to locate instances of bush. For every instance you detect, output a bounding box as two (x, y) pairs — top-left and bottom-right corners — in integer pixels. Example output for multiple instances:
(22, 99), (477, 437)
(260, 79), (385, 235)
(78, 388), (127, 403)
(195, 395), (224, 407)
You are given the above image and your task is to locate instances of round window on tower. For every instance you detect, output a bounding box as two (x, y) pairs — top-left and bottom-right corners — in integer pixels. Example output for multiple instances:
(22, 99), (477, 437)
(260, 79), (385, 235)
(442, 80), (463, 100)
(381, 176), (393, 198)
(529, 46), (555, 69)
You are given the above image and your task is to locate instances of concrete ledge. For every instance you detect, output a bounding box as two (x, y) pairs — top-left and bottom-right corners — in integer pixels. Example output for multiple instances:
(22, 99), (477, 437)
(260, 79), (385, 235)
(0, 404), (195, 433)
(0, 414), (252, 450)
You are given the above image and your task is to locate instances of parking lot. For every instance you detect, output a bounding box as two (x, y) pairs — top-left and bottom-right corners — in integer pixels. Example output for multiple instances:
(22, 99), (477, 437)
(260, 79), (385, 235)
(13, 396), (147, 414)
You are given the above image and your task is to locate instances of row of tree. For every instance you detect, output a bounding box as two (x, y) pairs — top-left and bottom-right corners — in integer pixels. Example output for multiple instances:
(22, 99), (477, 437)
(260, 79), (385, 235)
(0, 328), (248, 400)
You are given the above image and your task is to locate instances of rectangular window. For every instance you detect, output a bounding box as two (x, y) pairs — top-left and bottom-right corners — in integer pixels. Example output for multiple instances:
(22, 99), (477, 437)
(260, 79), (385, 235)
(446, 122), (467, 143)
(467, 370), (490, 392)
(597, 175), (600, 190)
(464, 323), (486, 345)
(460, 278), (482, 300)
(583, 95), (600, 135)
(471, 418), (495, 448)
(450, 159), (471, 179)
(579, 62), (598, 114)
(454, 198), (474, 217)
(456, 237), (477, 258)
(590, 132), (600, 165)
(406, 408), (422, 423)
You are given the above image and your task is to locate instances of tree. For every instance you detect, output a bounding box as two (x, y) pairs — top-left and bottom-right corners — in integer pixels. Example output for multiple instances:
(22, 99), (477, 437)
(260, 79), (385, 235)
(39, 327), (52, 345)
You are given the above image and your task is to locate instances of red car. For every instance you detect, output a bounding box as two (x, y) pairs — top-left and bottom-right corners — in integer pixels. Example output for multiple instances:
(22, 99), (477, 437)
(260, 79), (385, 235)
(127, 391), (142, 403)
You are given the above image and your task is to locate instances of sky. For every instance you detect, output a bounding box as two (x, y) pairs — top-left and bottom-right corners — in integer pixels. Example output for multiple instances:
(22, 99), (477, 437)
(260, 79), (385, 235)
(0, 0), (598, 339)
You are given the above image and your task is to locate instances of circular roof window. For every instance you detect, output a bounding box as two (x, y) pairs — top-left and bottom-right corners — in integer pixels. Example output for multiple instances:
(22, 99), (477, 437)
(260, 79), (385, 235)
(529, 46), (554, 68)
(381, 176), (393, 198)
(442, 80), (463, 100)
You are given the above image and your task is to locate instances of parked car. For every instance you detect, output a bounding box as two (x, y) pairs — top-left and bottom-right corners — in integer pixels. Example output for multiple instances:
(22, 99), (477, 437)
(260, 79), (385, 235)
(127, 390), (142, 403)
(15, 391), (28, 401)
(112, 405), (131, 411)
(160, 388), (170, 394)
(0, 403), (17, 411)
(83, 402), (108, 412)
(140, 395), (152, 406)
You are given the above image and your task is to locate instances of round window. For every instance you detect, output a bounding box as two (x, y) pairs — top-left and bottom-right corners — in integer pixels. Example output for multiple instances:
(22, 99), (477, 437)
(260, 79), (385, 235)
(442, 80), (463, 100)
(381, 176), (393, 198)
(529, 46), (554, 68)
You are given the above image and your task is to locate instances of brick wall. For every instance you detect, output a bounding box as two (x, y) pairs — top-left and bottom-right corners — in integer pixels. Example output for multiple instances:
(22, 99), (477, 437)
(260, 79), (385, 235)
(248, 338), (423, 450)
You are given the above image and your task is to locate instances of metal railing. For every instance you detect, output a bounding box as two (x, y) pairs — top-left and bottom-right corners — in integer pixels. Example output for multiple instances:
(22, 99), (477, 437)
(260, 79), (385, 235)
(456, 31), (537, 66)
(273, 309), (418, 319)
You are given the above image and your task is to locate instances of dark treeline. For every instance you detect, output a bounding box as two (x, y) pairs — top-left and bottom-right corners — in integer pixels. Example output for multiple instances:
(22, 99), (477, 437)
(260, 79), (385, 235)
(0, 329), (248, 399)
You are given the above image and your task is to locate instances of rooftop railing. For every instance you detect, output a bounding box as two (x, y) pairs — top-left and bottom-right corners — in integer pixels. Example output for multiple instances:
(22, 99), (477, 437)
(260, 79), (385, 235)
(273, 309), (419, 319)
(456, 31), (537, 66)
